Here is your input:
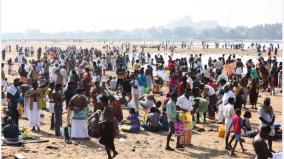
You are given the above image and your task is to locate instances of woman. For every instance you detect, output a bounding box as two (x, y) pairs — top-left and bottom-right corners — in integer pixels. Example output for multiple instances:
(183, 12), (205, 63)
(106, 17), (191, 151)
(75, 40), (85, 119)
(145, 65), (153, 90)
(249, 79), (259, 109)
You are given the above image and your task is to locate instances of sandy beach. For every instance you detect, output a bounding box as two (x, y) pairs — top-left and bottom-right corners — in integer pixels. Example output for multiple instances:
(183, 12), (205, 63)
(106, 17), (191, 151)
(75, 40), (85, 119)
(1, 42), (282, 159)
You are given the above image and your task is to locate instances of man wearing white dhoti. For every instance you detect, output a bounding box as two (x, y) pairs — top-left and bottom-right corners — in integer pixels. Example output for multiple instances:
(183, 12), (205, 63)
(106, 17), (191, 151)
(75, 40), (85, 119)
(25, 81), (43, 131)
(67, 88), (89, 139)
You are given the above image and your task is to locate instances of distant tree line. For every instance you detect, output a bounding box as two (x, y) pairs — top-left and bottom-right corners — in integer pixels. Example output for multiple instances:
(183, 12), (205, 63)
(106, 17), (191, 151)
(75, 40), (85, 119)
(2, 23), (281, 40)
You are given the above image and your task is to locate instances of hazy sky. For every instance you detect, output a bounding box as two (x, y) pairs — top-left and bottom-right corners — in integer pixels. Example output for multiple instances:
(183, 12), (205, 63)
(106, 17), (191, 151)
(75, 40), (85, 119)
(1, 0), (282, 33)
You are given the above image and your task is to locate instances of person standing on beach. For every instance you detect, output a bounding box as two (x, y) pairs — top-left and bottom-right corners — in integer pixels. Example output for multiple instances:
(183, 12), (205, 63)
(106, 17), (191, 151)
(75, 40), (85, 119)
(25, 81), (44, 131)
(165, 93), (183, 151)
(99, 95), (118, 159)
(68, 87), (89, 139)
(6, 79), (21, 126)
(52, 84), (64, 136)
(48, 82), (55, 130)
(223, 97), (235, 150)
(257, 97), (275, 152)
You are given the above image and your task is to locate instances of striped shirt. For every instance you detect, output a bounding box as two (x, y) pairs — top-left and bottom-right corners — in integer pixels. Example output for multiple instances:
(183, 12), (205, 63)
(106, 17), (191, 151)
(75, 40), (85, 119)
(3, 124), (20, 139)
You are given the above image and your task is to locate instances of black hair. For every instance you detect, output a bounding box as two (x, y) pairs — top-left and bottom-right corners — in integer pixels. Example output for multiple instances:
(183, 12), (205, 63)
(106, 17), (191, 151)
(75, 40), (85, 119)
(129, 108), (136, 114)
(156, 101), (162, 108)
(244, 111), (252, 118)
(228, 97), (235, 105)
(100, 95), (109, 103)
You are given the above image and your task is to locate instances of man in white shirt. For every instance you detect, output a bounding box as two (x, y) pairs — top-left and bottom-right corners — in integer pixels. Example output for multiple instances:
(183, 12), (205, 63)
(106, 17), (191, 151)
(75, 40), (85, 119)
(223, 97), (235, 150)
(17, 53), (24, 67)
(218, 85), (236, 123)
(176, 88), (193, 112)
(215, 58), (223, 76)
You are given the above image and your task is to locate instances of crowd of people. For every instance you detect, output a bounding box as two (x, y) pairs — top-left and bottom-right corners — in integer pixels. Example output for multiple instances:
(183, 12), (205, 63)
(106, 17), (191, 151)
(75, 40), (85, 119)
(1, 42), (282, 158)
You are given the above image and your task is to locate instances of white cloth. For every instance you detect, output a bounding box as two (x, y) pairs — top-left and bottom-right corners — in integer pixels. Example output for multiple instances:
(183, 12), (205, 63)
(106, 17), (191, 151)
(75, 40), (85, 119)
(48, 102), (55, 113)
(29, 102), (41, 128)
(71, 119), (89, 138)
(176, 95), (193, 111)
(223, 103), (235, 132)
(7, 85), (17, 96)
(222, 91), (235, 106)
(205, 85), (216, 96)
(235, 67), (243, 75)
(24, 98), (30, 118)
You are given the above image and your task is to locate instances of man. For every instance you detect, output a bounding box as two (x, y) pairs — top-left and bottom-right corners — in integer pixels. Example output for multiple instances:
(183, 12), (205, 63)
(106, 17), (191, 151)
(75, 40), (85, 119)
(6, 79), (21, 126)
(2, 49), (6, 61)
(165, 93), (182, 151)
(52, 84), (64, 136)
(30, 65), (39, 84)
(83, 68), (92, 98)
(25, 81), (43, 131)
(223, 97), (235, 150)
(68, 87), (89, 139)
(257, 97), (275, 152)
(91, 81), (103, 112)
(99, 95), (118, 159)
(48, 82), (56, 130)
(55, 69), (64, 86)
(64, 82), (76, 109)
(2, 117), (20, 143)
(218, 85), (236, 123)
(253, 126), (273, 159)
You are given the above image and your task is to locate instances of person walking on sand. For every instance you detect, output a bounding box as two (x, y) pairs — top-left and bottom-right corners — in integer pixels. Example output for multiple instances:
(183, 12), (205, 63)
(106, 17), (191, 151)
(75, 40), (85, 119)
(52, 84), (64, 136)
(229, 109), (247, 156)
(6, 79), (21, 126)
(99, 95), (118, 159)
(47, 82), (56, 130)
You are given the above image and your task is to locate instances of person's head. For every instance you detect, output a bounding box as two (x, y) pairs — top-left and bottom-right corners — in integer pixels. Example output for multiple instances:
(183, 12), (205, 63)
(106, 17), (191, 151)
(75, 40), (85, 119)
(263, 97), (270, 107)
(228, 97), (235, 105)
(150, 107), (156, 113)
(67, 81), (75, 89)
(100, 95), (109, 105)
(185, 88), (191, 97)
(85, 68), (90, 72)
(235, 108), (241, 116)
(224, 85), (230, 93)
(259, 126), (271, 139)
(243, 111), (252, 118)
(129, 108), (136, 115)
(192, 87), (201, 97)
(13, 79), (20, 87)
(156, 101), (162, 108)
(55, 84), (62, 91)
(170, 92), (177, 102)
(162, 107), (166, 113)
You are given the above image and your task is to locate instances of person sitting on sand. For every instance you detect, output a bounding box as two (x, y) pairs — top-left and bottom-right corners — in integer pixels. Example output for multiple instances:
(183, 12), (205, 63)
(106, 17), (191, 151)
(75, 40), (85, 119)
(159, 107), (169, 131)
(242, 111), (257, 138)
(2, 117), (20, 144)
(142, 107), (160, 132)
(121, 108), (140, 133)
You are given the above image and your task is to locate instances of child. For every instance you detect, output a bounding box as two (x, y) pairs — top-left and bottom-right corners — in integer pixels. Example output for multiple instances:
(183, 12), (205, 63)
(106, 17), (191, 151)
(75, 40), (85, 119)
(229, 109), (247, 156)
(159, 107), (169, 131)
(242, 111), (257, 138)
(154, 101), (162, 114)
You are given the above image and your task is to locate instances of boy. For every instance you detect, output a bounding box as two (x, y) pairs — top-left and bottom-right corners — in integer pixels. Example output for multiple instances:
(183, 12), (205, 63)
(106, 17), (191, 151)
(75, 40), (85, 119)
(229, 108), (247, 156)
